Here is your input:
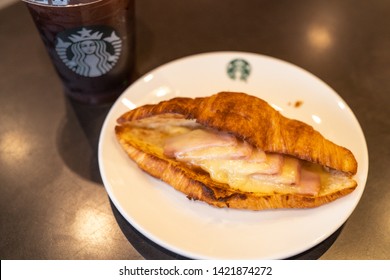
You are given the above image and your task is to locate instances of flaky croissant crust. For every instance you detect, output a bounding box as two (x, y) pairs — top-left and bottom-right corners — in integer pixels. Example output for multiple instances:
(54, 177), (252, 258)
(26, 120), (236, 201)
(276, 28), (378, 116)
(118, 91), (357, 175)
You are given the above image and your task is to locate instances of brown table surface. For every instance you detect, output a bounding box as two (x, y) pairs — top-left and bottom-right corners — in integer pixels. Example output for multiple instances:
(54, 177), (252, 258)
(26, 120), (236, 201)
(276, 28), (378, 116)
(1, 0), (389, 260)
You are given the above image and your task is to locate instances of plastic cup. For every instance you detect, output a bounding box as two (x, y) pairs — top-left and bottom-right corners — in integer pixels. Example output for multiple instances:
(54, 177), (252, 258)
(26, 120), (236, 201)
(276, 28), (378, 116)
(24, 0), (135, 104)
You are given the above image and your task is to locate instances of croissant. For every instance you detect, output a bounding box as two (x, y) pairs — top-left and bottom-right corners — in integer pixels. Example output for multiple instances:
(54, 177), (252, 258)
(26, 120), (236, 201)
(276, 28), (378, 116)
(115, 92), (358, 210)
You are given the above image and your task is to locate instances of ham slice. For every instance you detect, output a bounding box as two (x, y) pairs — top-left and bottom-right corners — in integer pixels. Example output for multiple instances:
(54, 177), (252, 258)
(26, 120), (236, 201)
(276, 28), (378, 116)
(164, 129), (262, 161)
(252, 157), (300, 184)
(296, 168), (321, 195)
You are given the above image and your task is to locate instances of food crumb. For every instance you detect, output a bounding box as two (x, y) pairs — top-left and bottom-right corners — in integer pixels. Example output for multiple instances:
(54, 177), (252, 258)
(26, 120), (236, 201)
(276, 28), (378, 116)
(288, 100), (303, 108)
(294, 100), (303, 108)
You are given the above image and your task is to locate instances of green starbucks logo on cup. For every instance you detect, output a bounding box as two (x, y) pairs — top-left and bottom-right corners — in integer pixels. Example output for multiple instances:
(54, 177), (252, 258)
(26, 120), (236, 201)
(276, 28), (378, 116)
(227, 58), (251, 81)
(55, 26), (122, 77)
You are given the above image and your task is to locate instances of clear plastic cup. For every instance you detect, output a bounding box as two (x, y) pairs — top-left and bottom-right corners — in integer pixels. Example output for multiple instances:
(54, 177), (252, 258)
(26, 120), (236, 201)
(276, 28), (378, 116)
(24, 0), (135, 104)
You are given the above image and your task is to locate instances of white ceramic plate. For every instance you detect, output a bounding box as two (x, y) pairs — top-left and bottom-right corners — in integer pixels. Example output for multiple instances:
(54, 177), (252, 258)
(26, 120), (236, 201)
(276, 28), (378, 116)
(98, 52), (368, 259)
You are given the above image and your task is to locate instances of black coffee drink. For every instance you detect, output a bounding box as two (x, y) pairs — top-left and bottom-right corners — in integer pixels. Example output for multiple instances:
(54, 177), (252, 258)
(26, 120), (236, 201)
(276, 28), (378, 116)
(25, 0), (135, 104)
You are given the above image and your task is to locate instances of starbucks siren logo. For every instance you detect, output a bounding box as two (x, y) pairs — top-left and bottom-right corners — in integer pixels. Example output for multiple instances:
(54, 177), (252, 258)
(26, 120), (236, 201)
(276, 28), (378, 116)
(55, 26), (122, 78)
(227, 58), (251, 81)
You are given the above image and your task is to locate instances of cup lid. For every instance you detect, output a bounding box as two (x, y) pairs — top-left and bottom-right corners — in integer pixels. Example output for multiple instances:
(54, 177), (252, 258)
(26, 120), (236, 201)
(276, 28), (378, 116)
(24, 0), (100, 6)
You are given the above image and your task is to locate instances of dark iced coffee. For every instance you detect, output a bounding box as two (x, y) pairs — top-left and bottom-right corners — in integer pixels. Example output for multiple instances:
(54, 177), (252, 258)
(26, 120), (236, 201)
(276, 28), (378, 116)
(24, 0), (135, 104)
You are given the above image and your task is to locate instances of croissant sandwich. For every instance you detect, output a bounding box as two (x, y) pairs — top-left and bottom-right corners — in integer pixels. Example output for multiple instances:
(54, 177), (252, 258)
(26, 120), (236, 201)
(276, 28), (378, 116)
(115, 91), (358, 210)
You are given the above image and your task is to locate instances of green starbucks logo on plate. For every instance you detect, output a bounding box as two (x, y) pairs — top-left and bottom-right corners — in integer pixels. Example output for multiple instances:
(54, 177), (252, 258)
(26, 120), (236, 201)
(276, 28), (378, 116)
(227, 58), (251, 81)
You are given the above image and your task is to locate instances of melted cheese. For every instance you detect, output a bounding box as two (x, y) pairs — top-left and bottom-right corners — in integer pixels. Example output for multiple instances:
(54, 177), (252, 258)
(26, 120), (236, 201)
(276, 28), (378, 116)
(157, 122), (355, 196)
(164, 129), (237, 158)
(252, 157), (301, 184)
